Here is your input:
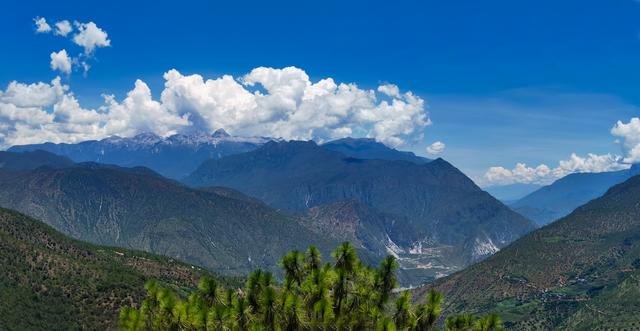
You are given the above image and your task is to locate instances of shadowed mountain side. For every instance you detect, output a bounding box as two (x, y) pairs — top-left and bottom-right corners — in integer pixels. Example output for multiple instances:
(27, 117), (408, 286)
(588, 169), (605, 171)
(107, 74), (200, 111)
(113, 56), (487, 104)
(185, 140), (536, 280)
(0, 164), (339, 277)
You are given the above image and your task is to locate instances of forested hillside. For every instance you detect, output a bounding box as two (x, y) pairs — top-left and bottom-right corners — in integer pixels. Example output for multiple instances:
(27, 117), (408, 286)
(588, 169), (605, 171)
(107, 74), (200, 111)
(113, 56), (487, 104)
(0, 208), (229, 330)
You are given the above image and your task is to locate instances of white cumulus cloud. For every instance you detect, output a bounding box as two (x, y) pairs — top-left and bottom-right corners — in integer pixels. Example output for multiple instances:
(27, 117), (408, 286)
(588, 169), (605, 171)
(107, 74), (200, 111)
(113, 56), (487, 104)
(72, 21), (111, 55)
(54, 20), (73, 37)
(50, 49), (73, 75)
(102, 79), (190, 137)
(481, 153), (629, 186)
(611, 117), (640, 164)
(0, 77), (67, 108)
(34, 17), (51, 33)
(426, 141), (445, 155)
(0, 78), (102, 146)
(161, 66), (429, 146)
(0, 67), (431, 149)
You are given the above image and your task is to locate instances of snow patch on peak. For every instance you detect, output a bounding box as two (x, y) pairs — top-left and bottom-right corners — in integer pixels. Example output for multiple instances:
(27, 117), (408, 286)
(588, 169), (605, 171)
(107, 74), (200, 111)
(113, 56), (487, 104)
(98, 130), (272, 147)
(131, 132), (162, 145)
(102, 135), (123, 143)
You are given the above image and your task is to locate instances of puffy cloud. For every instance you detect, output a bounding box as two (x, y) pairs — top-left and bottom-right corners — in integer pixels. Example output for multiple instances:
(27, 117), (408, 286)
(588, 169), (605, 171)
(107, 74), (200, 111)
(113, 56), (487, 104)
(0, 77), (106, 147)
(0, 77), (67, 107)
(611, 117), (640, 163)
(481, 153), (628, 186)
(50, 49), (72, 75)
(54, 20), (73, 37)
(102, 79), (190, 137)
(72, 21), (111, 55)
(161, 66), (429, 146)
(426, 141), (445, 155)
(377, 84), (400, 98)
(483, 164), (551, 186)
(555, 153), (627, 176)
(34, 17), (51, 33)
(0, 67), (431, 149)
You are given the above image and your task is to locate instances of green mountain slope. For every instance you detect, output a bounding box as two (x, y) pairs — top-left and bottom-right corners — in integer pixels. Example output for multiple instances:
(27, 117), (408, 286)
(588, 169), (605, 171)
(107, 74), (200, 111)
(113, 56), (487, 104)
(416, 175), (640, 330)
(0, 163), (338, 278)
(0, 207), (217, 330)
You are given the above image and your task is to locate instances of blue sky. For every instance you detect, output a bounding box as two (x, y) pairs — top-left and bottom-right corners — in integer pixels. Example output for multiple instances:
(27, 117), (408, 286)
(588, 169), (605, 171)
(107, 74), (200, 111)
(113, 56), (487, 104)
(1, 0), (640, 184)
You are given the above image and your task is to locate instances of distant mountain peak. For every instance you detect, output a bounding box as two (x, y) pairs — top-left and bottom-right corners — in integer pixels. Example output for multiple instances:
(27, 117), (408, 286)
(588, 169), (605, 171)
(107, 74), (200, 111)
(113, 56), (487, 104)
(212, 128), (231, 138)
(427, 157), (457, 170)
(131, 132), (163, 145)
(8, 131), (270, 179)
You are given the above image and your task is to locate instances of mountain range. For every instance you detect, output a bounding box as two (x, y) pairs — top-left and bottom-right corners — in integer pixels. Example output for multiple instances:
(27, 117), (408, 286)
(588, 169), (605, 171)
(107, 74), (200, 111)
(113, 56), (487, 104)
(8, 132), (434, 181)
(185, 139), (536, 284)
(1, 134), (537, 286)
(417, 173), (640, 330)
(8, 129), (268, 179)
(4, 131), (638, 329)
(510, 164), (640, 226)
(0, 207), (217, 330)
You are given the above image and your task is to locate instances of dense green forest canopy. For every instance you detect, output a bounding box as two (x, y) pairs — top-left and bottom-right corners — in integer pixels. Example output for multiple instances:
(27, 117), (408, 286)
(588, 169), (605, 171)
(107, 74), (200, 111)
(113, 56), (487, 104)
(120, 242), (503, 331)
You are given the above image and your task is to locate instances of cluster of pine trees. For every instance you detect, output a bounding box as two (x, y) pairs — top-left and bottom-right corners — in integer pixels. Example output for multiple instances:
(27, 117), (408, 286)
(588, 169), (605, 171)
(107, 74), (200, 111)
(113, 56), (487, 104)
(119, 243), (503, 331)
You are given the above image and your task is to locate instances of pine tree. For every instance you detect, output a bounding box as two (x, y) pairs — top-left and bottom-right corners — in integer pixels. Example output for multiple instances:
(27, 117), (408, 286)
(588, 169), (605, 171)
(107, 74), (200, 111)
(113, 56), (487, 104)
(119, 243), (506, 331)
(415, 289), (442, 331)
